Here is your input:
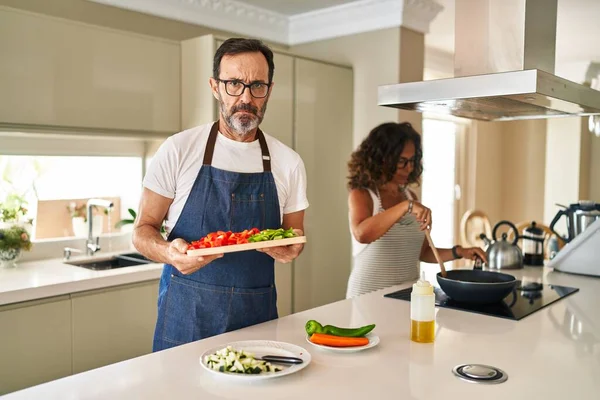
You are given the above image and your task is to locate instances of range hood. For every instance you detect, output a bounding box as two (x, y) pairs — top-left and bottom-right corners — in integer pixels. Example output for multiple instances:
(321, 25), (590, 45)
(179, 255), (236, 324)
(378, 0), (600, 121)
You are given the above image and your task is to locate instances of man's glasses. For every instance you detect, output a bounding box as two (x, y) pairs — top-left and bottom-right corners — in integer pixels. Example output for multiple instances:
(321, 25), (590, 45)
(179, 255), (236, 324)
(216, 79), (271, 98)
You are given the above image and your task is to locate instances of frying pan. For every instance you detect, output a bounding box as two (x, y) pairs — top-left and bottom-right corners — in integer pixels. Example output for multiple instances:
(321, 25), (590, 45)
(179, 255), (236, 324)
(436, 270), (517, 304)
(425, 230), (517, 305)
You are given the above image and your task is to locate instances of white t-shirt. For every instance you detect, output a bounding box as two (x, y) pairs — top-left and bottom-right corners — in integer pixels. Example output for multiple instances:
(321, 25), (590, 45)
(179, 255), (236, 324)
(143, 123), (309, 233)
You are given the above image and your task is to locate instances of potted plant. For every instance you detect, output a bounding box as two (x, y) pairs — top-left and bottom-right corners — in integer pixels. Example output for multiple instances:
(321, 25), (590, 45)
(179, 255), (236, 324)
(67, 202), (105, 238)
(0, 195), (33, 268)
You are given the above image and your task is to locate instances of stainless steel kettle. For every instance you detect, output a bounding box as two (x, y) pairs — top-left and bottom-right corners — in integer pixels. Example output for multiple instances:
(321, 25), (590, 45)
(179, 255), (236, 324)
(480, 220), (524, 270)
(549, 201), (600, 243)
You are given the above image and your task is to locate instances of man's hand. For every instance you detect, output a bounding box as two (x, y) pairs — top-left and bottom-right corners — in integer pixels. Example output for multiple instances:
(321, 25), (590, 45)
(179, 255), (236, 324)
(167, 238), (224, 275)
(256, 229), (304, 264)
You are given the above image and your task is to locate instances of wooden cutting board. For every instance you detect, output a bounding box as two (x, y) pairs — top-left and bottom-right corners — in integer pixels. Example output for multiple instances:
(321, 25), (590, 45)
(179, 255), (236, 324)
(186, 236), (307, 257)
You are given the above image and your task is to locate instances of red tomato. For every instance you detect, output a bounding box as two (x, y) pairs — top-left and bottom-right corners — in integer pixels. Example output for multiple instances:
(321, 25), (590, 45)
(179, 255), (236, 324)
(189, 227), (261, 249)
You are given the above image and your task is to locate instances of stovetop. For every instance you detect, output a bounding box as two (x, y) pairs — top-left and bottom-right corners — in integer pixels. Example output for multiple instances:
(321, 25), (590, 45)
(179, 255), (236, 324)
(384, 281), (579, 321)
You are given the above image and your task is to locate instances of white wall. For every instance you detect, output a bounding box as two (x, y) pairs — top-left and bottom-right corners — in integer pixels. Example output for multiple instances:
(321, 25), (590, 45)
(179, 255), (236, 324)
(291, 28), (401, 148)
(544, 117), (585, 230)
(500, 120), (547, 224)
(590, 134), (600, 202)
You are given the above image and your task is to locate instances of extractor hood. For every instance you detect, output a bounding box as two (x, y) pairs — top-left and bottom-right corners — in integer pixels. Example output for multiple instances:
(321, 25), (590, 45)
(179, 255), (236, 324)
(378, 0), (600, 121)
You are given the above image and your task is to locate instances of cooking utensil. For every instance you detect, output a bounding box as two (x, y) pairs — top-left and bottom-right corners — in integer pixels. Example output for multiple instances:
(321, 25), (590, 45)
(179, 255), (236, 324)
(260, 355), (303, 364)
(480, 220), (523, 269)
(425, 229), (447, 277)
(522, 221), (545, 266)
(426, 226), (516, 304)
(436, 270), (518, 304)
(550, 201), (600, 243)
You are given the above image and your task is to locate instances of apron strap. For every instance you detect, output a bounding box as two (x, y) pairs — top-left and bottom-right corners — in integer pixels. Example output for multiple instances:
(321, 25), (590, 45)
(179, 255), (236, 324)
(203, 121), (272, 172)
(256, 129), (271, 172)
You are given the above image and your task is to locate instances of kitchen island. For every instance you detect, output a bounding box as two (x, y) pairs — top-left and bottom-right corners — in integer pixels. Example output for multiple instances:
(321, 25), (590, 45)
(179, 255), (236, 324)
(2, 266), (599, 399)
(0, 253), (163, 393)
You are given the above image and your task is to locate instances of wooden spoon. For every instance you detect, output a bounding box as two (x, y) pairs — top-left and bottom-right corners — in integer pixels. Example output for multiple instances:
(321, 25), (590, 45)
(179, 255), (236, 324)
(425, 229), (447, 278)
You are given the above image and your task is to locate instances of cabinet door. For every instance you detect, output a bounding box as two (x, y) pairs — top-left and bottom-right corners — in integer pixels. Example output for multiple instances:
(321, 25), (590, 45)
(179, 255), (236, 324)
(71, 280), (159, 374)
(260, 52), (295, 317)
(293, 58), (353, 312)
(0, 8), (179, 132)
(0, 296), (72, 395)
(181, 35), (218, 129)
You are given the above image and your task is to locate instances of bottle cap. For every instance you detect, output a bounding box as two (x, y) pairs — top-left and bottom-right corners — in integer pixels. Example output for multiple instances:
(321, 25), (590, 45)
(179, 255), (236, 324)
(412, 271), (433, 295)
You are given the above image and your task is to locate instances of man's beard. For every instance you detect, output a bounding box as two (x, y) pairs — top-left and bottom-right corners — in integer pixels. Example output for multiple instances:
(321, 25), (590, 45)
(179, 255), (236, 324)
(219, 98), (267, 137)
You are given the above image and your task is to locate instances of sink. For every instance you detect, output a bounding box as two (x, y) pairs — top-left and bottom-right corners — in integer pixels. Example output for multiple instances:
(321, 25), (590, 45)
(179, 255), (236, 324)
(65, 252), (153, 271)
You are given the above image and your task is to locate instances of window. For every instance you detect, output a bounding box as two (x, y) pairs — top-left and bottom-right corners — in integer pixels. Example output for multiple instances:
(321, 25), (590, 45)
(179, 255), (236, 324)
(421, 119), (458, 248)
(0, 155), (143, 240)
(0, 131), (166, 245)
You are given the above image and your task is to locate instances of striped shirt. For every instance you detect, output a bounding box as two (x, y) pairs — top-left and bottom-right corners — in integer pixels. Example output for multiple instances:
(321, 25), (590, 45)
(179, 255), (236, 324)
(346, 188), (425, 298)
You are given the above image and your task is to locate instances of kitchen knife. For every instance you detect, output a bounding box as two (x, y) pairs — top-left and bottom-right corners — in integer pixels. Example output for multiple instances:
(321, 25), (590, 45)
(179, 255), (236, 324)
(260, 355), (303, 364)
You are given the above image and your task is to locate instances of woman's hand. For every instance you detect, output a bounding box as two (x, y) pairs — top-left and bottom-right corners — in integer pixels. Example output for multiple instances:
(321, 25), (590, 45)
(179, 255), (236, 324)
(456, 246), (488, 264)
(409, 201), (432, 231)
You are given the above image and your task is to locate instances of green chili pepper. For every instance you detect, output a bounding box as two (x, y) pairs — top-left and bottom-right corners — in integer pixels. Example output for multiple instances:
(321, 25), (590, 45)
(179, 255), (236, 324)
(305, 319), (375, 337)
(305, 320), (325, 336)
(249, 227), (297, 242)
(323, 324), (376, 337)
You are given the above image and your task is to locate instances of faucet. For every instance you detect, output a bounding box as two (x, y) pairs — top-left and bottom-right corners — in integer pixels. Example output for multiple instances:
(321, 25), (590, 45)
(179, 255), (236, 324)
(63, 247), (83, 260)
(85, 198), (114, 256)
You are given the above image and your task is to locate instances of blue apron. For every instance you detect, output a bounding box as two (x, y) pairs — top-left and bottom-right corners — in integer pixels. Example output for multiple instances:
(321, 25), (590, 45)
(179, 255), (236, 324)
(152, 122), (281, 351)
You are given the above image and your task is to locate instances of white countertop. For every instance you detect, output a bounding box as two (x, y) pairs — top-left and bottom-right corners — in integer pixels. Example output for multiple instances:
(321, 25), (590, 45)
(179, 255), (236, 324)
(2, 265), (599, 399)
(0, 252), (163, 306)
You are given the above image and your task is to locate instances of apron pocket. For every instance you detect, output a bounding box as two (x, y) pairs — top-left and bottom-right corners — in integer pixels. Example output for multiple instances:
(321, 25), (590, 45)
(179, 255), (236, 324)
(162, 275), (232, 344)
(230, 192), (265, 230)
(227, 285), (278, 332)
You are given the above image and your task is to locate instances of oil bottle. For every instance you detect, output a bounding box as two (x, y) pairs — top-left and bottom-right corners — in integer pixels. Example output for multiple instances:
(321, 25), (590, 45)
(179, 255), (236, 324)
(410, 272), (435, 343)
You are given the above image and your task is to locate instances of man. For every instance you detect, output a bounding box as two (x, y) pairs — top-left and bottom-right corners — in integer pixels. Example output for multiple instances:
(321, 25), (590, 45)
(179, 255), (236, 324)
(133, 38), (308, 351)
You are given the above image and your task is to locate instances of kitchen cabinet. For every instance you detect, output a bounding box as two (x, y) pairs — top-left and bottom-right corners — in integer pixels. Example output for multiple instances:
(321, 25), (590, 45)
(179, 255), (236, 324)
(256, 51), (295, 318)
(181, 35), (353, 314)
(293, 58), (353, 312)
(71, 280), (159, 374)
(0, 7), (179, 133)
(0, 278), (159, 395)
(0, 295), (72, 395)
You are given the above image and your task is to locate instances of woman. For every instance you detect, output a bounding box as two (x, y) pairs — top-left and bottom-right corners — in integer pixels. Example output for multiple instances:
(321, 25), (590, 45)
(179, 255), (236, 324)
(346, 122), (486, 298)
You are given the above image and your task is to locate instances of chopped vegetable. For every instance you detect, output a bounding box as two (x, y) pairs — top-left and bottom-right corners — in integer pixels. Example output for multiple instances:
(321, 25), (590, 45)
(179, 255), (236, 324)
(305, 320), (376, 338)
(188, 228), (260, 250)
(309, 333), (370, 347)
(204, 346), (282, 374)
(248, 228), (297, 242)
(188, 227), (299, 250)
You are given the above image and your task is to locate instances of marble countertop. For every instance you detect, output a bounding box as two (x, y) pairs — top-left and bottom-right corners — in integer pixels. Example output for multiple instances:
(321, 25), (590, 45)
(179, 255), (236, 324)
(3, 266), (599, 399)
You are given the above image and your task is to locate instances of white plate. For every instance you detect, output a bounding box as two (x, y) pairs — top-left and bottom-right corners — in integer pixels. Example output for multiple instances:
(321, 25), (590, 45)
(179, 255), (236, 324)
(305, 333), (380, 353)
(199, 340), (311, 381)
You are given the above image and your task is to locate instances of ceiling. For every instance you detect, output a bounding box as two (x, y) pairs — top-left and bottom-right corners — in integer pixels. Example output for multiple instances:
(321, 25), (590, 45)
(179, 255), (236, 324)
(424, 0), (600, 66)
(78, 0), (600, 74)
(238, 0), (359, 16)
(239, 0), (600, 66)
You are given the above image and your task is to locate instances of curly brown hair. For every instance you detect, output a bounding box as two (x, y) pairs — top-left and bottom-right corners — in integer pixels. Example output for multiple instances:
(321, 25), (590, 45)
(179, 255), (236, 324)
(347, 122), (423, 190)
